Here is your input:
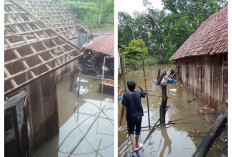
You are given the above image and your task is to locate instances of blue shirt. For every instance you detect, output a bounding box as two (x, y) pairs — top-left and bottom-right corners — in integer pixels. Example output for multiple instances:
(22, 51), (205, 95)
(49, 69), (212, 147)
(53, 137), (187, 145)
(122, 90), (146, 122)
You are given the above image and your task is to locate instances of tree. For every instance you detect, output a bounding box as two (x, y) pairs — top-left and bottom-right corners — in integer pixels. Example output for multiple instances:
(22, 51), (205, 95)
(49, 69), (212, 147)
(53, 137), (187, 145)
(162, 0), (226, 61)
(120, 39), (148, 69)
(60, 0), (114, 25)
(118, 12), (135, 46)
(118, 0), (227, 63)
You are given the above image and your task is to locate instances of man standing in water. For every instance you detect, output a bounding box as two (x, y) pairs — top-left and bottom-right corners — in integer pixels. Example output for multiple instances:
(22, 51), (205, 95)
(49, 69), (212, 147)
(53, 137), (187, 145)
(119, 81), (146, 152)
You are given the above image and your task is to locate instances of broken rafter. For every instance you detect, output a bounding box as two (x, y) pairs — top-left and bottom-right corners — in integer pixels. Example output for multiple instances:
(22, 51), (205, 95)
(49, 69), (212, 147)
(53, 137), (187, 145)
(18, 0), (91, 40)
(67, 106), (106, 157)
(4, 0), (83, 97)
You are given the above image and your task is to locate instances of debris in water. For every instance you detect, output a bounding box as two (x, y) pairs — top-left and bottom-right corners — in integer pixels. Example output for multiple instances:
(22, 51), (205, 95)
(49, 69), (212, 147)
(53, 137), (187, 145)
(169, 89), (176, 92)
(199, 106), (215, 114)
(188, 98), (196, 102)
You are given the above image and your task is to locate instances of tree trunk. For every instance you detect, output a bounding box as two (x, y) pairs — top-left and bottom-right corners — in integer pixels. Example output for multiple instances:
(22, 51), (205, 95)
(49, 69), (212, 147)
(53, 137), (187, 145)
(160, 85), (167, 124)
(157, 69), (161, 81)
(192, 114), (227, 157)
(156, 72), (166, 85)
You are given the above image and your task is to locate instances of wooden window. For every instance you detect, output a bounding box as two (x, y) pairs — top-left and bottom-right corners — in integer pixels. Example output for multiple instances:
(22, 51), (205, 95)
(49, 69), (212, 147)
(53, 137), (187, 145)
(186, 65), (189, 86)
(198, 66), (204, 93)
(223, 69), (228, 101)
(223, 55), (228, 67)
(177, 66), (182, 83)
(5, 112), (14, 131)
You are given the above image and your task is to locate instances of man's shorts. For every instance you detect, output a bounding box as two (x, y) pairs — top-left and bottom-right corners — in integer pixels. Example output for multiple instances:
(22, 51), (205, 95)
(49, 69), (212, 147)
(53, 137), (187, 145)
(127, 118), (142, 135)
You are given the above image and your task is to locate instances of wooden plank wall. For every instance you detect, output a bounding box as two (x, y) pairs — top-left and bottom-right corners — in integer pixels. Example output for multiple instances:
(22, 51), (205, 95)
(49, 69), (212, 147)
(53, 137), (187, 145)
(27, 73), (59, 150)
(176, 54), (228, 116)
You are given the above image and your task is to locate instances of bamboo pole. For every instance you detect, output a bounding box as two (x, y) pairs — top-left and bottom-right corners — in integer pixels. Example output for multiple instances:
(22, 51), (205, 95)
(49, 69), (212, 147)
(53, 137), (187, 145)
(67, 106), (106, 157)
(122, 53), (127, 92)
(143, 118), (160, 144)
(141, 43), (151, 129)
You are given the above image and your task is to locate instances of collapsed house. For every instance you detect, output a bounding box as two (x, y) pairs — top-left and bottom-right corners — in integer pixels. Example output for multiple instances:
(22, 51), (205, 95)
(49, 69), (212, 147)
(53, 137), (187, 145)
(170, 4), (228, 115)
(80, 33), (114, 79)
(14, 0), (93, 82)
(4, 0), (92, 156)
(79, 33), (114, 95)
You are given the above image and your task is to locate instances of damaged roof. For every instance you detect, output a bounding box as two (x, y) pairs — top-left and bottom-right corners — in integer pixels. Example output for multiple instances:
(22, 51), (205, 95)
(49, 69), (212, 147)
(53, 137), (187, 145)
(85, 34), (114, 56)
(4, 0), (83, 97)
(17, 0), (91, 41)
(170, 4), (228, 60)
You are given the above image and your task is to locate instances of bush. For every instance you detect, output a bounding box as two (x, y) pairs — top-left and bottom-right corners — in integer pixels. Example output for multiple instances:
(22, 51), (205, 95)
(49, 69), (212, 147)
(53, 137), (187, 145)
(145, 57), (155, 66)
(126, 59), (142, 69)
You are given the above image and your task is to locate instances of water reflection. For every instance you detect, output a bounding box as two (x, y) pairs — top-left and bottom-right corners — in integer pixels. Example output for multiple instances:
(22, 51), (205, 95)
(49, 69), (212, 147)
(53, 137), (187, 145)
(33, 76), (114, 157)
(160, 126), (172, 157)
(118, 64), (227, 157)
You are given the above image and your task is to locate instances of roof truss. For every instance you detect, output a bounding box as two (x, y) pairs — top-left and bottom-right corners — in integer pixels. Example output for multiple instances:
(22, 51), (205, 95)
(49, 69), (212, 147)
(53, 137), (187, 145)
(17, 0), (90, 40)
(4, 0), (83, 97)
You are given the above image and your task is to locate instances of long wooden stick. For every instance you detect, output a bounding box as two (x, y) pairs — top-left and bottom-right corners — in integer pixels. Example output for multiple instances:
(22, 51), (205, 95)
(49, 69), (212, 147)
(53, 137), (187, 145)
(123, 53), (127, 92)
(67, 106), (105, 157)
(143, 118), (160, 144)
(141, 44), (151, 129)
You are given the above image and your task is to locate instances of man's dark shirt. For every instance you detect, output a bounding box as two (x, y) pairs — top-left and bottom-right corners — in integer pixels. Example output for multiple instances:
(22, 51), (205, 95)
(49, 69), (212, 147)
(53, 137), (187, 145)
(122, 90), (146, 122)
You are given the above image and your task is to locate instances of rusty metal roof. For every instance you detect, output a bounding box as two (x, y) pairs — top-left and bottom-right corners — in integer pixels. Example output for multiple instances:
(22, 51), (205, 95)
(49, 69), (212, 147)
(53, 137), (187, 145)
(170, 4), (228, 60)
(85, 34), (114, 56)
(4, 0), (82, 97)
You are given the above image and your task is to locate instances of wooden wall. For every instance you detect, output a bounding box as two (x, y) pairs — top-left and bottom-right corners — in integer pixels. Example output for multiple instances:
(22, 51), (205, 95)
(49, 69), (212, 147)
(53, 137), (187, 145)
(175, 54), (228, 116)
(26, 73), (59, 150)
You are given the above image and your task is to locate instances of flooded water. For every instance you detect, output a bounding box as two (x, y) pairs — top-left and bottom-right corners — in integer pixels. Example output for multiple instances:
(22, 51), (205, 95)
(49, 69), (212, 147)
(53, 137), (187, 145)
(118, 64), (227, 157)
(33, 74), (114, 157)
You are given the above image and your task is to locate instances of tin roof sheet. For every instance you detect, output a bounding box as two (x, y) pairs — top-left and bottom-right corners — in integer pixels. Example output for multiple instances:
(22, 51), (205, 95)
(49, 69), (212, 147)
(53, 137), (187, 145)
(85, 34), (114, 56)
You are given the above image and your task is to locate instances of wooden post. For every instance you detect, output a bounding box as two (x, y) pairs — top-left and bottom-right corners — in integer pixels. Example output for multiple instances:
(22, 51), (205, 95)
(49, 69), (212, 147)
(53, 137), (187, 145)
(77, 71), (81, 96)
(157, 69), (161, 81)
(160, 85), (167, 124)
(192, 114), (227, 157)
(141, 43), (150, 129)
(123, 53), (127, 92)
(70, 72), (75, 91)
(156, 72), (166, 85)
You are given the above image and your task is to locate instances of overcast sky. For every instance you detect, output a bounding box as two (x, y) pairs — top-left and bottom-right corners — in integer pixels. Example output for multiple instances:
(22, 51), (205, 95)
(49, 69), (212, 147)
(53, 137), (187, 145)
(117, 0), (163, 15)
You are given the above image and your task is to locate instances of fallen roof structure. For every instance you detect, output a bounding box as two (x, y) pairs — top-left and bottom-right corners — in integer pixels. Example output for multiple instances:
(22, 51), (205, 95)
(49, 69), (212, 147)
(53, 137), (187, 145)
(17, 0), (91, 42)
(4, 0), (83, 97)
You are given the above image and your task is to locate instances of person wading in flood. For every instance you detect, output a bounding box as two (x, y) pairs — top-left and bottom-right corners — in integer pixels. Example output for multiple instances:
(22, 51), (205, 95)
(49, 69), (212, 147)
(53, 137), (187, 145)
(119, 81), (146, 152)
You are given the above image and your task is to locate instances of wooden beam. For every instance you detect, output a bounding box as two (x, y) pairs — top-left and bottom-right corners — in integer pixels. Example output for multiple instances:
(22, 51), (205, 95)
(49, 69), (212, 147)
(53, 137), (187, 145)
(192, 114), (227, 157)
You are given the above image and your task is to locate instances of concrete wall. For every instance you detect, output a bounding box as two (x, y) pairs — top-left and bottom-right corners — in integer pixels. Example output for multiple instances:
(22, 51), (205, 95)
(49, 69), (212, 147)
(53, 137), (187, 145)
(175, 54), (228, 116)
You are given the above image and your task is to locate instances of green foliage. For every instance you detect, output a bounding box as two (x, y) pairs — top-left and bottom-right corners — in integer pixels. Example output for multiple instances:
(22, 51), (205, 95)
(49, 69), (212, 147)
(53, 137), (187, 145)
(120, 39), (148, 69)
(60, 0), (114, 25)
(162, 0), (225, 58)
(144, 58), (155, 66)
(118, 0), (227, 63)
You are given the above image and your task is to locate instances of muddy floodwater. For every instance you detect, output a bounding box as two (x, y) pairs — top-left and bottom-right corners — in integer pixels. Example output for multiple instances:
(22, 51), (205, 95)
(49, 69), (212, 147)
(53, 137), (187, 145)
(118, 64), (227, 157)
(33, 75), (114, 157)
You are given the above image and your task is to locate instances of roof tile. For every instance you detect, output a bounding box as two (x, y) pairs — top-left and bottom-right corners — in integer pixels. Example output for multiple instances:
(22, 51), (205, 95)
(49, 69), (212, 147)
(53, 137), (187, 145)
(170, 4), (228, 60)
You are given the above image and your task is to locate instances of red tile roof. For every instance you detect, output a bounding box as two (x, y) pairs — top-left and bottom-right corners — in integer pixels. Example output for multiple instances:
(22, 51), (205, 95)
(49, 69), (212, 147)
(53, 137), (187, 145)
(170, 4), (228, 60)
(85, 34), (114, 56)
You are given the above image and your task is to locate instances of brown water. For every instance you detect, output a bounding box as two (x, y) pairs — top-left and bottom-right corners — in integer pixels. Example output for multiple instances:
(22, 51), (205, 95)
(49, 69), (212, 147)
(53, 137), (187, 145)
(33, 75), (114, 157)
(118, 64), (227, 157)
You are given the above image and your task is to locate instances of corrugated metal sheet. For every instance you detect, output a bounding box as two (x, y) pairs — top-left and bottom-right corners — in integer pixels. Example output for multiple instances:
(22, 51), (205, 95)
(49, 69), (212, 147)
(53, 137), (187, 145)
(170, 4), (228, 60)
(86, 34), (114, 56)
